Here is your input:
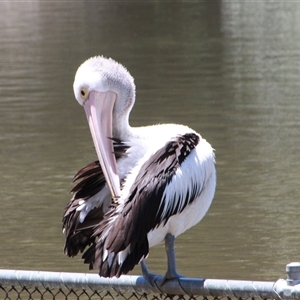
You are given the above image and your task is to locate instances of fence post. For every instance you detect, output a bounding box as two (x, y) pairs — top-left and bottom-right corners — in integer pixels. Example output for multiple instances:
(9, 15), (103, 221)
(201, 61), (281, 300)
(286, 262), (300, 286)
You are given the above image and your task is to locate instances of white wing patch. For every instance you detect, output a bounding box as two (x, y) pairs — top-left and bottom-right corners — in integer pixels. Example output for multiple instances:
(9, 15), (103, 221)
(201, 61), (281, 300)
(76, 187), (110, 223)
(158, 138), (214, 222)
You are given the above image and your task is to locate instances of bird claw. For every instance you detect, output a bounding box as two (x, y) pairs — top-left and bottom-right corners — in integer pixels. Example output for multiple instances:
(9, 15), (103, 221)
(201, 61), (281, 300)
(141, 260), (161, 287)
(141, 260), (185, 288)
(158, 272), (185, 287)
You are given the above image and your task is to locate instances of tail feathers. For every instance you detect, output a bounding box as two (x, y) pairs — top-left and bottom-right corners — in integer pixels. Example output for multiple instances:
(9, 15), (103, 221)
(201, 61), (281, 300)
(64, 228), (95, 257)
(82, 237), (149, 277)
(63, 204), (106, 257)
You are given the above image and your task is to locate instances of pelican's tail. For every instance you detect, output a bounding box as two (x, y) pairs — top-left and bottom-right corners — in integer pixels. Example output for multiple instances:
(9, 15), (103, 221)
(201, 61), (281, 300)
(63, 204), (104, 257)
(82, 236), (149, 277)
(62, 139), (130, 258)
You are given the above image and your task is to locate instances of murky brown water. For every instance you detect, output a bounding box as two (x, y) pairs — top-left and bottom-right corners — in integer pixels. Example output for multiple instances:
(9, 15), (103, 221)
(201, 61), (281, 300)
(1, 1), (300, 282)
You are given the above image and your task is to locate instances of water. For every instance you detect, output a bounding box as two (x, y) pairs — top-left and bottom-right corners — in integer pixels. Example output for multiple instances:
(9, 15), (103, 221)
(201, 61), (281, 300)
(0, 1), (300, 282)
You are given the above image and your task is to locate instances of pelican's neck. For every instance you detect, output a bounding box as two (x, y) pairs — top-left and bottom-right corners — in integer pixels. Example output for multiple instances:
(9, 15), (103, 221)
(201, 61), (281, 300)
(112, 106), (133, 140)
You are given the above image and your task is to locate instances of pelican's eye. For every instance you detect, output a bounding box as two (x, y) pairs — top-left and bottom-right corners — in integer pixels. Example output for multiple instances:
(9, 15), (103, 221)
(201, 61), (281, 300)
(80, 87), (89, 99)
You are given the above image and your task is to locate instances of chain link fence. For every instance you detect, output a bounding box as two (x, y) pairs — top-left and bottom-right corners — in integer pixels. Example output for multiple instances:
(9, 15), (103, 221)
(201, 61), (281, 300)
(1, 263), (300, 300)
(0, 286), (153, 300)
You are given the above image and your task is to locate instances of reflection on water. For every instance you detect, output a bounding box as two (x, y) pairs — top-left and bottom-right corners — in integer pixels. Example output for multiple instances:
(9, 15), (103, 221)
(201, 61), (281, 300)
(0, 1), (300, 281)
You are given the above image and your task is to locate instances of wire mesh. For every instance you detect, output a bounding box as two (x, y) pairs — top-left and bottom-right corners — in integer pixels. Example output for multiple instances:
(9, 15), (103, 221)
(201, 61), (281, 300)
(0, 285), (150, 300)
(0, 283), (235, 300)
(0, 285), (203, 300)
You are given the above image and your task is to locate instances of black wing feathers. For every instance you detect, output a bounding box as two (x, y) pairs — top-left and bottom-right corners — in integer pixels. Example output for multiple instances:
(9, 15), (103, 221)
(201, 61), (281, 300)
(83, 236), (149, 277)
(83, 133), (200, 277)
(62, 138), (129, 257)
(70, 161), (105, 200)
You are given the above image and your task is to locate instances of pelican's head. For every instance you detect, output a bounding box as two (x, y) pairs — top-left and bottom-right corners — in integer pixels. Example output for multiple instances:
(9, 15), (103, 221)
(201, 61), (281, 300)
(73, 56), (135, 199)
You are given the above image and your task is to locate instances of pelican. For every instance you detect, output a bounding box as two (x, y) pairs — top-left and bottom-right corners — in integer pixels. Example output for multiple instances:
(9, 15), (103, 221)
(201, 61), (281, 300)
(62, 56), (216, 284)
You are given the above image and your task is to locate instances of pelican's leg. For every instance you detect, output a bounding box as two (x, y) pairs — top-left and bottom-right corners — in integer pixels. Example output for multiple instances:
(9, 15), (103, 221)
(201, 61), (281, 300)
(141, 259), (160, 286)
(141, 234), (184, 287)
(162, 233), (184, 283)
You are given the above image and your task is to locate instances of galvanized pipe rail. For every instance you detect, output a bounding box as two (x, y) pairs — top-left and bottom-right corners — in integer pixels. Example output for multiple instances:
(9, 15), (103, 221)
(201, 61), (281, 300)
(1, 262), (300, 299)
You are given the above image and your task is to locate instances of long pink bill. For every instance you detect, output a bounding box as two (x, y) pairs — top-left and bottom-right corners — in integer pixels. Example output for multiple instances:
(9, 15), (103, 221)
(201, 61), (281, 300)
(83, 91), (121, 200)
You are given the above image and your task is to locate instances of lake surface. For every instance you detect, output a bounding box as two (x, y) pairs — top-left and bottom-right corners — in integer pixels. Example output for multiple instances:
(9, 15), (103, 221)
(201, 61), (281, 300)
(1, 1), (300, 282)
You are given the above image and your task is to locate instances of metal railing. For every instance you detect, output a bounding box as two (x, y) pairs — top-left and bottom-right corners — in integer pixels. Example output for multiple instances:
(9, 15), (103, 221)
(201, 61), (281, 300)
(1, 262), (300, 299)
